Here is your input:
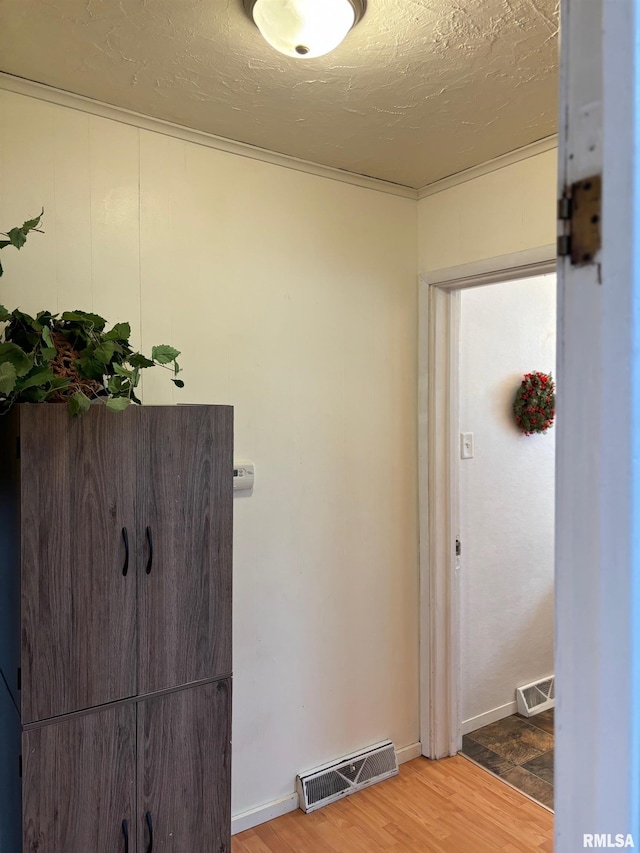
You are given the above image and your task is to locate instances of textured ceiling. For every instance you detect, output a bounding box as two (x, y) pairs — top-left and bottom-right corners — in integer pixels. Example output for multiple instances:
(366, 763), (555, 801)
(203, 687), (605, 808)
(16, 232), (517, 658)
(0, 0), (559, 189)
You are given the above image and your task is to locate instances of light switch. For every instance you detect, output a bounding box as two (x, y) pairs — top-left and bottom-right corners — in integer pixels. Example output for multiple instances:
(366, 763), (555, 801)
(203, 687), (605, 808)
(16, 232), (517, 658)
(460, 432), (474, 459)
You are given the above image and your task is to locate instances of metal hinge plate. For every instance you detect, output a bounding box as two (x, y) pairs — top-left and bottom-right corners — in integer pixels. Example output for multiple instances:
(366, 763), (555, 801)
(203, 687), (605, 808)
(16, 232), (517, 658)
(557, 174), (602, 265)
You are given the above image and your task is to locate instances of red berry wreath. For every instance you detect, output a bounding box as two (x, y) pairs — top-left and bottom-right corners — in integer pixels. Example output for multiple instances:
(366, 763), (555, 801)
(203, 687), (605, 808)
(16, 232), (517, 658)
(513, 372), (555, 435)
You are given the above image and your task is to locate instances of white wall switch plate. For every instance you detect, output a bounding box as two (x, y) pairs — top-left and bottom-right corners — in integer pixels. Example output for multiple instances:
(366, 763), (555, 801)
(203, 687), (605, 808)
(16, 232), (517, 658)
(460, 432), (474, 459)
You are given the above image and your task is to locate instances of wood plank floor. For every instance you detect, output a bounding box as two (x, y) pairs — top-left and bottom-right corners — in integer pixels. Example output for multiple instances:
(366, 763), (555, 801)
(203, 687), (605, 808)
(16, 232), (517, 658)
(232, 756), (553, 853)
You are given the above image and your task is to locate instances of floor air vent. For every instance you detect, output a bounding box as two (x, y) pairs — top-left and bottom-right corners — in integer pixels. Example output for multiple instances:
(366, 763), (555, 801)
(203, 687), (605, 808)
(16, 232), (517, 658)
(516, 675), (555, 717)
(296, 740), (398, 814)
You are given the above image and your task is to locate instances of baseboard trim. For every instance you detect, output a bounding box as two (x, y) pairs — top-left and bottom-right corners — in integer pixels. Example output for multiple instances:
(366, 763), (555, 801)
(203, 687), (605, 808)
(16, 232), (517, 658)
(462, 702), (517, 735)
(396, 741), (423, 764)
(231, 741), (422, 835)
(231, 792), (299, 836)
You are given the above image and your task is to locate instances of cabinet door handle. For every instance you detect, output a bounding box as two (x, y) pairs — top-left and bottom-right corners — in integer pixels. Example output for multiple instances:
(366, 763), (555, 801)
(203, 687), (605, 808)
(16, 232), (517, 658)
(121, 528), (129, 577)
(145, 526), (153, 575)
(145, 810), (154, 853)
(121, 818), (129, 853)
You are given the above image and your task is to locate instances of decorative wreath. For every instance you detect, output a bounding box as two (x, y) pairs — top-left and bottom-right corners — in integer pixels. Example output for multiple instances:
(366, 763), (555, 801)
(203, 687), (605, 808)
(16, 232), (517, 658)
(513, 372), (555, 435)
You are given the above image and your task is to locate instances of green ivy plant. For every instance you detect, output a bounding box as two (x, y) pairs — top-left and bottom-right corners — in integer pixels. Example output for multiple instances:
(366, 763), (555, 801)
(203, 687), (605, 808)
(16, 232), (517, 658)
(0, 211), (184, 415)
(0, 209), (44, 278)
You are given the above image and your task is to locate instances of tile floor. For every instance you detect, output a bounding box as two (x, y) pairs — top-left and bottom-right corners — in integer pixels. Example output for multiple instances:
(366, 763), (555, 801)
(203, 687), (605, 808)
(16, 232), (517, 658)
(460, 709), (554, 810)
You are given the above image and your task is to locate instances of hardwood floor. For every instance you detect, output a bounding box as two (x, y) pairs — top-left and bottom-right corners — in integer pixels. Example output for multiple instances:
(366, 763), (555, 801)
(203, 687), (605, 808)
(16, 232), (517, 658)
(232, 756), (553, 853)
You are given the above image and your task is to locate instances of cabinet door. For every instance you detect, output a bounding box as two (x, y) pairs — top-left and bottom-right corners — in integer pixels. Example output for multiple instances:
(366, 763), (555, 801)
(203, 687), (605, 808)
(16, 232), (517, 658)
(20, 405), (137, 722)
(137, 679), (231, 852)
(137, 406), (232, 694)
(23, 703), (136, 853)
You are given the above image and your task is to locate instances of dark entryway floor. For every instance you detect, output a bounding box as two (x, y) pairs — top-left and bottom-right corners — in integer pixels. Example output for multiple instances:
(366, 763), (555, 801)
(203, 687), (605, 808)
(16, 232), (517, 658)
(459, 709), (554, 810)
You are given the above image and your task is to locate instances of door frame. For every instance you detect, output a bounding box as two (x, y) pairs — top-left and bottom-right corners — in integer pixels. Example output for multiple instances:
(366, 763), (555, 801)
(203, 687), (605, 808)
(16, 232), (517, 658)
(418, 244), (557, 759)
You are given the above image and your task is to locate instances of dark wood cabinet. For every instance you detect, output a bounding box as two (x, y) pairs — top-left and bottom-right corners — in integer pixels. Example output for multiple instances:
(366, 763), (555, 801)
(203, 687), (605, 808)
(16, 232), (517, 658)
(23, 704), (136, 853)
(19, 405), (138, 723)
(137, 406), (233, 695)
(0, 404), (233, 853)
(137, 679), (231, 852)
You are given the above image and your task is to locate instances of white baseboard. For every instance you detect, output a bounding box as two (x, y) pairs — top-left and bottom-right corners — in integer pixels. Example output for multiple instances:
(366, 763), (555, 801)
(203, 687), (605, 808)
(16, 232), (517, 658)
(462, 701), (518, 735)
(396, 741), (423, 764)
(231, 741), (422, 836)
(231, 792), (299, 836)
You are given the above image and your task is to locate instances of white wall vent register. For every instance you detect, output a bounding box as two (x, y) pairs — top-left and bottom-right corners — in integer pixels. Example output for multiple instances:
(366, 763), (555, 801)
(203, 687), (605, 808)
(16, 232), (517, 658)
(516, 675), (555, 717)
(296, 740), (398, 814)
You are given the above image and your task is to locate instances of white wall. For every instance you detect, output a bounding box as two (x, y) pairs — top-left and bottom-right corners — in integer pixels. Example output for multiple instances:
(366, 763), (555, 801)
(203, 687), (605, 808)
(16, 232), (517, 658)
(459, 275), (556, 730)
(0, 89), (420, 820)
(418, 148), (557, 275)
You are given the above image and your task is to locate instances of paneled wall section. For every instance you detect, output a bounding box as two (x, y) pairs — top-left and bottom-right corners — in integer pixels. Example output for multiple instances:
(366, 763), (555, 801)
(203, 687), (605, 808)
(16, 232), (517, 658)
(0, 88), (419, 820)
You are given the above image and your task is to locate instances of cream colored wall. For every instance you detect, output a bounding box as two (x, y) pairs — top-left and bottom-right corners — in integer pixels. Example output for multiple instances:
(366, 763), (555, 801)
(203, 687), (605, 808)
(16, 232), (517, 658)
(0, 90), (419, 818)
(418, 149), (557, 274)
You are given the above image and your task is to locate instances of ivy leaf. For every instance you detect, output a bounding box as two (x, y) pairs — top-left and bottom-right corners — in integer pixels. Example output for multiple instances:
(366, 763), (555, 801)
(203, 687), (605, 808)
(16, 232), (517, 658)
(0, 305), (11, 322)
(6, 227), (27, 250)
(40, 346), (57, 362)
(107, 375), (126, 395)
(104, 322), (131, 342)
(49, 377), (70, 391)
(21, 210), (44, 231)
(21, 387), (48, 403)
(60, 311), (107, 331)
(68, 390), (92, 416)
(0, 343), (33, 377)
(41, 326), (54, 348)
(74, 357), (104, 381)
(129, 352), (154, 369)
(0, 362), (17, 395)
(10, 309), (36, 327)
(112, 363), (134, 378)
(151, 345), (180, 365)
(105, 396), (130, 413)
(17, 369), (56, 392)
(93, 340), (116, 364)
(172, 379), (185, 388)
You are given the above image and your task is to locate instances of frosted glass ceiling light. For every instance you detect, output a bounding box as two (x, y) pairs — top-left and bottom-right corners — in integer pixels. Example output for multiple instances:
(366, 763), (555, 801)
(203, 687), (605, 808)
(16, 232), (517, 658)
(243, 0), (366, 59)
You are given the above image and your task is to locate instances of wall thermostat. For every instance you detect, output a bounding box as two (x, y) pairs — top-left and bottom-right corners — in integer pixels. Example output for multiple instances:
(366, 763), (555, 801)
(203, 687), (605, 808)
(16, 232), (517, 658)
(233, 462), (254, 491)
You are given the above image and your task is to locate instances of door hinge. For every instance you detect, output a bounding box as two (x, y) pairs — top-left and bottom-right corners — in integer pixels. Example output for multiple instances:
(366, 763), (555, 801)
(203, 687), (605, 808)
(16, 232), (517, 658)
(18, 754), (22, 778)
(557, 174), (602, 265)
(455, 539), (461, 557)
(17, 667), (21, 691)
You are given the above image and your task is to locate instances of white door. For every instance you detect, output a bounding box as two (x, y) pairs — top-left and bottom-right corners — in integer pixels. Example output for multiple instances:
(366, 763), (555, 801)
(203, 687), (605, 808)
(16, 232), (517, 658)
(556, 0), (640, 847)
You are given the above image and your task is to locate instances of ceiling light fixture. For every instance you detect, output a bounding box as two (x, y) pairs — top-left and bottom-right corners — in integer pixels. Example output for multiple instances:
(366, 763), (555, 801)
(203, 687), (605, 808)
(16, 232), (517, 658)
(243, 0), (366, 59)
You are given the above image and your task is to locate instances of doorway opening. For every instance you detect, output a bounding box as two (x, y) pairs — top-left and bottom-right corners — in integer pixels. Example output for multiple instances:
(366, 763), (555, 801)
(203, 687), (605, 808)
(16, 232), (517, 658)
(455, 274), (556, 811)
(417, 249), (556, 769)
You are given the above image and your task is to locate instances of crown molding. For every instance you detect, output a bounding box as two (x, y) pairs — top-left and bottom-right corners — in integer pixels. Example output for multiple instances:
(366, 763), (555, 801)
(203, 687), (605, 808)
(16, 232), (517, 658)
(0, 72), (418, 201)
(417, 135), (558, 199)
